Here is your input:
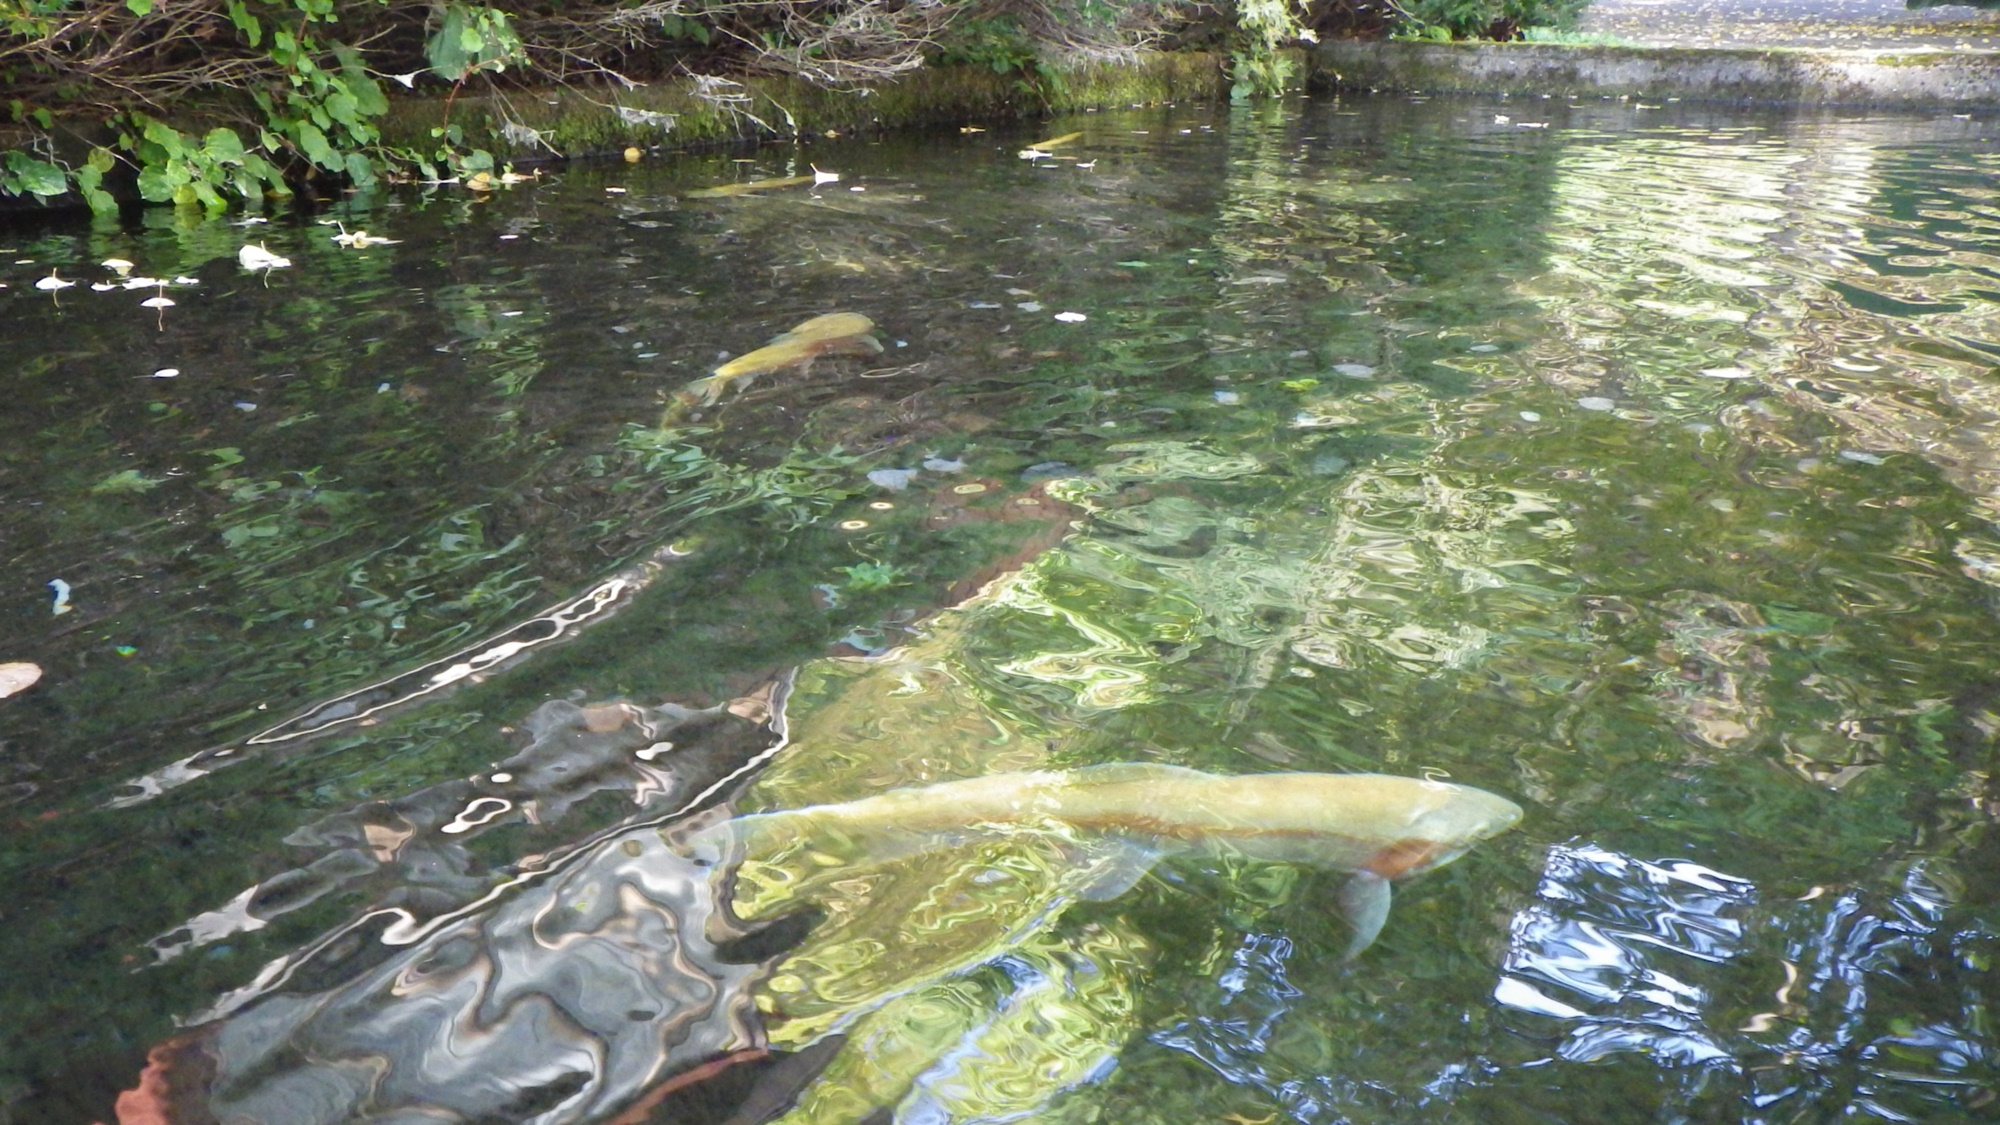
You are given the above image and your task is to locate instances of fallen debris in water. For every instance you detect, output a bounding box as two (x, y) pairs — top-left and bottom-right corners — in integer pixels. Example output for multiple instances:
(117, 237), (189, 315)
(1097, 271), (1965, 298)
(0, 662), (41, 699)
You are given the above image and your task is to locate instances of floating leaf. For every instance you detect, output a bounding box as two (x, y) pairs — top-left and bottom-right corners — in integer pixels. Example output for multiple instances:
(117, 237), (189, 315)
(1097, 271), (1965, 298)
(91, 469), (164, 494)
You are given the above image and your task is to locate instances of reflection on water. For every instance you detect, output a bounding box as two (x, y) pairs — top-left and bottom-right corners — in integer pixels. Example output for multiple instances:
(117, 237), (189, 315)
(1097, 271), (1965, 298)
(1497, 843), (1757, 1066)
(2, 96), (1999, 1122)
(1498, 845), (1997, 1122)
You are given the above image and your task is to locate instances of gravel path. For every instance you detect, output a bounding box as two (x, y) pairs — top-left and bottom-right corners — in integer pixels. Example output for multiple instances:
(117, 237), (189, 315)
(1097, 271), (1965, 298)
(1573, 0), (2000, 48)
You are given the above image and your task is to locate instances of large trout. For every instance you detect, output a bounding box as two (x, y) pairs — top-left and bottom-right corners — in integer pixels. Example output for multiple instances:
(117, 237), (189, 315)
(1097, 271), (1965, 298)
(696, 763), (1523, 958)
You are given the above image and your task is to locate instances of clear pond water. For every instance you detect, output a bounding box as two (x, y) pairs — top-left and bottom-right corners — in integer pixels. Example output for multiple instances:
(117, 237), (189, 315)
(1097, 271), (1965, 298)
(2, 94), (1997, 1123)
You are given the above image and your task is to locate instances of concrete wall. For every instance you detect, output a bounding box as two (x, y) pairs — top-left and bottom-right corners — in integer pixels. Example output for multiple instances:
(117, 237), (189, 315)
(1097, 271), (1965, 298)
(1312, 41), (2000, 107)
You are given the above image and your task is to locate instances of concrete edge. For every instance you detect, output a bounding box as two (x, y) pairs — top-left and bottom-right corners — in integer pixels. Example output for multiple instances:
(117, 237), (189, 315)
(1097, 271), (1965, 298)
(1310, 40), (2000, 107)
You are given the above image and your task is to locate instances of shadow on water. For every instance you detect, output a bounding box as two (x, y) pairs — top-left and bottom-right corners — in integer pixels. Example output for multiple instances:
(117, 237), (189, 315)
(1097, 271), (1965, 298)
(1, 95), (1997, 1122)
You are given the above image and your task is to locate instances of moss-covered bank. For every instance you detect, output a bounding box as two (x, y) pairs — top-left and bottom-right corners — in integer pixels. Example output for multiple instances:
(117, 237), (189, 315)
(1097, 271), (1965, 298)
(0, 52), (1224, 216)
(379, 52), (1226, 158)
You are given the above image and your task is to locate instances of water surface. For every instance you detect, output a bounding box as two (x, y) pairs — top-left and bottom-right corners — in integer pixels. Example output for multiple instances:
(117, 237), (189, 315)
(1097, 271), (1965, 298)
(2, 94), (1997, 1122)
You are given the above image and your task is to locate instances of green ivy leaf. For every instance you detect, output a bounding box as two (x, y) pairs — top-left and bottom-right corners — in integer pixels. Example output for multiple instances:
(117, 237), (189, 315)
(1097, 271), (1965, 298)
(135, 165), (174, 202)
(73, 164), (118, 215)
(324, 89), (360, 129)
(124, 0), (153, 14)
(226, 0), (261, 46)
(240, 151), (280, 181)
(140, 116), (186, 154)
(203, 126), (247, 165)
(295, 122), (337, 169)
(2, 152), (67, 198)
(335, 47), (390, 116)
(190, 178), (225, 212)
(343, 150), (376, 190)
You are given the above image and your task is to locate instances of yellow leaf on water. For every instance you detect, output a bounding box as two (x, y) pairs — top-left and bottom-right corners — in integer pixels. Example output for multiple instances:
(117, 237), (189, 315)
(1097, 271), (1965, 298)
(686, 175), (817, 198)
(1026, 131), (1083, 150)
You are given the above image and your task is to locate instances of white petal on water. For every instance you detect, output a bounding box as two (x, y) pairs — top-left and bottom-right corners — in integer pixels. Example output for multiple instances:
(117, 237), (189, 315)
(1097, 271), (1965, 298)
(1519, 411), (1542, 422)
(0, 662), (41, 698)
(1016, 301), (1043, 312)
(1577, 396), (1616, 411)
(1838, 450), (1886, 465)
(867, 468), (919, 491)
(238, 244), (292, 270)
(140, 297), (175, 309)
(1332, 363), (1375, 378)
(1213, 390), (1241, 405)
(1053, 311), (1088, 323)
(48, 578), (72, 615)
(150, 368), (180, 379)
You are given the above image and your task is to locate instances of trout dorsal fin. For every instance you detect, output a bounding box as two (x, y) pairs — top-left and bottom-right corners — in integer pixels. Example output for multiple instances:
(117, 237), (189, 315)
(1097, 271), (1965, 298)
(1062, 762), (1213, 786)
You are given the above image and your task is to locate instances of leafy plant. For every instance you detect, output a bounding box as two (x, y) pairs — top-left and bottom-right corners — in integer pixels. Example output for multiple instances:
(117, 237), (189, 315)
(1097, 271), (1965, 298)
(836, 560), (910, 590)
(0, 0), (519, 211)
(1225, 0), (1304, 99)
(426, 3), (526, 82)
(1386, 0), (1586, 41)
(930, 15), (1063, 99)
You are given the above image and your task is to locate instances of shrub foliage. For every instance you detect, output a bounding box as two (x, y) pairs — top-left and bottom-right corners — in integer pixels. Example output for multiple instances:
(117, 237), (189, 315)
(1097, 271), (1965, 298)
(1, 0), (1581, 212)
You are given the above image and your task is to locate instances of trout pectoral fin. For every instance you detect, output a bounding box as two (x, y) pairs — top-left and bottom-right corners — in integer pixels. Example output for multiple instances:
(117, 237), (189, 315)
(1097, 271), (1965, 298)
(1072, 838), (1161, 902)
(686, 372), (741, 406)
(1337, 870), (1391, 960)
